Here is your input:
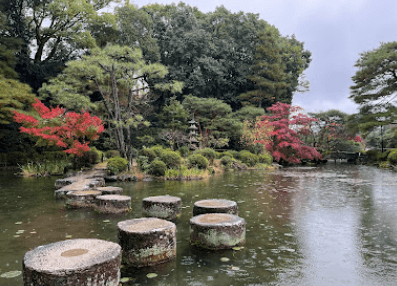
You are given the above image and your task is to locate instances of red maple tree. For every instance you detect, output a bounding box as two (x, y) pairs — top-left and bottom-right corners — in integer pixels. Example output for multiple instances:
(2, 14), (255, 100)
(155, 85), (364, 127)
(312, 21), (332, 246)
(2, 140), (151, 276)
(14, 99), (104, 156)
(259, 102), (321, 164)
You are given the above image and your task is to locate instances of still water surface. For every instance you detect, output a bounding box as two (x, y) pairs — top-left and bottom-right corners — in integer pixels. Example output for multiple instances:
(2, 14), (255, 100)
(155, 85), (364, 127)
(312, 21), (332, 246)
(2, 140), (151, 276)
(1, 164), (397, 285)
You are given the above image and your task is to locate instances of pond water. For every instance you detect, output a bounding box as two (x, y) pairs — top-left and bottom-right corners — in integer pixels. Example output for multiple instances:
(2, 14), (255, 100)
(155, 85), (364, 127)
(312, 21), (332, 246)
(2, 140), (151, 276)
(1, 164), (397, 285)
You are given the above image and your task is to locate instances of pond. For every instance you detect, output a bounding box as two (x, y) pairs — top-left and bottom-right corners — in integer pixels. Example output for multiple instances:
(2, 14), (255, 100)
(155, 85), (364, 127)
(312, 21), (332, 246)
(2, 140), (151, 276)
(1, 164), (397, 285)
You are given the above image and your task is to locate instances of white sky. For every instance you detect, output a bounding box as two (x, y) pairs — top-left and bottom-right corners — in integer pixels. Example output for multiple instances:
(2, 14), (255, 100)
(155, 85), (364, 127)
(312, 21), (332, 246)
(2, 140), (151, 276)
(124, 0), (397, 114)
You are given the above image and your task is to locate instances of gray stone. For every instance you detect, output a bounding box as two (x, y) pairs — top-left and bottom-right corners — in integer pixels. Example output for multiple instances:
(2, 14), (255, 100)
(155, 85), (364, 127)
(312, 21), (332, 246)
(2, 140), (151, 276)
(193, 199), (238, 216)
(95, 195), (131, 213)
(23, 238), (121, 286)
(143, 195), (181, 221)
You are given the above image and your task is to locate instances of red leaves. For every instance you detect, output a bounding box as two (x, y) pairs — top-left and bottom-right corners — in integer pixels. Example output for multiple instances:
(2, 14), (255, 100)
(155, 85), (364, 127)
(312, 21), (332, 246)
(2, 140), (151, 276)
(260, 102), (321, 164)
(13, 99), (104, 156)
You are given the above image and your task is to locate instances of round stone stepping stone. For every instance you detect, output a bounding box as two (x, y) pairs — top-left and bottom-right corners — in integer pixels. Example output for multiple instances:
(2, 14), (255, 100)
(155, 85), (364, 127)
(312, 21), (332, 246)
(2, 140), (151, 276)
(23, 238), (121, 286)
(65, 190), (102, 208)
(95, 186), (123, 195)
(95, 195), (131, 213)
(142, 195), (181, 220)
(190, 213), (246, 250)
(117, 218), (176, 267)
(193, 199), (238, 216)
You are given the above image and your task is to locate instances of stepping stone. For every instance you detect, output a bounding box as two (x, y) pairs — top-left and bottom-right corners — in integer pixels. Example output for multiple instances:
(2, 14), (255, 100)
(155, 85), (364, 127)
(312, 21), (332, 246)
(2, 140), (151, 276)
(95, 195), (131, 213)
(54, 179), (105, 199)
(190, 213), (246, 250)
(117, 218), (176, 267)
(95, 186), (123, 195)
(142, 195), (181, 220)
(65, 190), (102, 208)
(23, 238), (121, 286)
(193, 199), (238, 216)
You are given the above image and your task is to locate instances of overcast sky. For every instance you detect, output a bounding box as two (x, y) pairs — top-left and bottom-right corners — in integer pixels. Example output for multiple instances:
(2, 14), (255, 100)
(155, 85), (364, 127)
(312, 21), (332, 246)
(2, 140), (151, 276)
(127, 0), (397, 114)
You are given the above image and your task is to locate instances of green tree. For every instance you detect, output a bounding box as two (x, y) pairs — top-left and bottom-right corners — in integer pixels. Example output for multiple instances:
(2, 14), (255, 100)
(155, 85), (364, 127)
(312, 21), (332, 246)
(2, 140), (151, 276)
(0, 11), (21, 78)
(182, 95), (242, 148)
(40, 45), (182, 161)
(1, 0), (112, 91)
(0, 76), (35, 124)
(350, 41), (397, 135)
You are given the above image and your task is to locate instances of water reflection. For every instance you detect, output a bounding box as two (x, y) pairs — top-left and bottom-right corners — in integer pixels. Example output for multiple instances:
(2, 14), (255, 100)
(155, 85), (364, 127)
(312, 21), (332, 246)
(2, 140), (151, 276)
(2, 165), (397, 285)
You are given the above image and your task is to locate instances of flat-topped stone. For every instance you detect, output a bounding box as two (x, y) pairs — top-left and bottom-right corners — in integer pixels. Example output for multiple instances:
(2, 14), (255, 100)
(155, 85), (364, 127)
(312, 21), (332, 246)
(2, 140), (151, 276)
(95, 195), (131, 213)
(142, 195), (181, 220)
(117, 218), (176, 267)
(65, 190), (102, 208)
(193, 199), (238, 216)
(23, 238), (121, 285)
(55, 178), (105, 199)
(190, 213), (246, 250)
(95, 186), (123, 195)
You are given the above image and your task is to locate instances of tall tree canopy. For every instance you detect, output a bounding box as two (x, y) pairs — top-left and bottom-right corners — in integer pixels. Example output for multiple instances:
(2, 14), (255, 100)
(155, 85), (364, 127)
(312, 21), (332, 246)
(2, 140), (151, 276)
(40, 45), (182, 160)
(350, 41), (397, 134)
(0, 0), (113, 91)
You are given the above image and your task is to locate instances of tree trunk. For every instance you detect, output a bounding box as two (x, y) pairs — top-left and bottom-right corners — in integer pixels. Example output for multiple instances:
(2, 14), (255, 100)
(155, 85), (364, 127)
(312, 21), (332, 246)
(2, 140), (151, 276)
(111, 65), (126, 158)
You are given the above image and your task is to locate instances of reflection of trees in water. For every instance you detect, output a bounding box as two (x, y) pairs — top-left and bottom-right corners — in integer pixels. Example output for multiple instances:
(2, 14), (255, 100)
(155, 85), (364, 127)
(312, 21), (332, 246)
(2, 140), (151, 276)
(358, 168), (397, 281)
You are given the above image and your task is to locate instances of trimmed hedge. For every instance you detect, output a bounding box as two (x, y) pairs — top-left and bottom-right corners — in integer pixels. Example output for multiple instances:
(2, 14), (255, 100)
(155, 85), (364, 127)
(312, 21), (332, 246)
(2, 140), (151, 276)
(387, 149), (397, 165)
(138, 147), (156, 162)
(107, 157), (128, 174)
(220, 155), (233, 168)
(159, 149), (182, 168)
(188, 154), (208, 169)
(239, 150), (259, 167)
(194, 148), (217, 164)
(150, 145), (164, 157)
(149, 160), (167, 176)
(105, 150), (120, 159)
(365, 150), (380, 162)
(178, 146), (190, 158)
(258, 153), (273, 165)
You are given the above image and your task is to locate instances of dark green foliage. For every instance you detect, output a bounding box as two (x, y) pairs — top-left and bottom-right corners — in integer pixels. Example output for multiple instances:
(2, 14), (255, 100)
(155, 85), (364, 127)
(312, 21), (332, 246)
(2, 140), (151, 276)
(333, 140), (364, 153)
(387, 150), (397, 165)
(105, 150), (120, 159)
(365, 150), (380, 162)
(107, 157), (128, 174)
(188, 154), (208, 169)
(220, 156), (233, 168)
(178, 146), (190, 158)
(138, 148), (157, 162)
(222, 150), (239, 159)
(194, 148), (217, 164)
(159, 149), (182, 168)
(239, 150), (259, 167)
(149, 159), (167, 176)
(149, 145), (164, 157)
(379, 149), (394, 161)
(258, 153), (273, 165)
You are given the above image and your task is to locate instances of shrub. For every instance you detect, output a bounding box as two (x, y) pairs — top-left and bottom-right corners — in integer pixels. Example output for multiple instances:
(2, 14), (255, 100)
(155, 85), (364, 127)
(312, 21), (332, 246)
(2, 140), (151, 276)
(239, 150), (259, 167)
(149, 145), (164, 157)
(138, 147), (156, 162)
(379, 149), (394, 161)
(194, 148), (217, 164)
(220, 156), (233, 168)
(105, 150), (120, 159)
(136, 156), (150, 173)
(387, 149), (397, 165)
(365, 150), (380, 162)
(258, 153), (273, 165)
(149, 160), (167, 176)
(188, 154), (208, 169)
(159, 149), (182, 168)
(222, 151), (237, 159)
(178, 146), (190, 158)
(107, 157), (128, 174)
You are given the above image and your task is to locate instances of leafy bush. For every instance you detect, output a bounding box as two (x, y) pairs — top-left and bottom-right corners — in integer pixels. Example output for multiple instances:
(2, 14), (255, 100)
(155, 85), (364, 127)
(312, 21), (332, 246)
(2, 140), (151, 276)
(178, 146), (190, 158)
(138, 147), (156, 162)
(194, 148), (217, 164)
(105, 150), (120, 159)
(387, 149), (397, 165)
(379, 149), (394, 161)
(188, 154), (208, 169)
(136, 156), (150, 173)
(220, 156), (233, 168)
(258, 153), (273, 165)
(365, 150), (380, 162)
(107, 157), (128, 174)
(159, 149), (182, 168)
(149, 160), (167, 176)
(239, 150), (259, 167)
(247, 143), (265, 155)
(222, 151), (237, 159)
(149, 145), (164, 157)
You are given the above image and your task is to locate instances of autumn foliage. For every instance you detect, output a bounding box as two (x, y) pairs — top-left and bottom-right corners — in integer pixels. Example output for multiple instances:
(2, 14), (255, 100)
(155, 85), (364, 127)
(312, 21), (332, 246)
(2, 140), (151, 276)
(14, 99), (104, 156)
(259, 102), (322, 164)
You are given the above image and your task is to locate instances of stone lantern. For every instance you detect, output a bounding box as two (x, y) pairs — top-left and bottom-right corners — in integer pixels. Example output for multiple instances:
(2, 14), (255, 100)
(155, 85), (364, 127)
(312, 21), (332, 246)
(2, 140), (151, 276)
(188, 116), (199, 150)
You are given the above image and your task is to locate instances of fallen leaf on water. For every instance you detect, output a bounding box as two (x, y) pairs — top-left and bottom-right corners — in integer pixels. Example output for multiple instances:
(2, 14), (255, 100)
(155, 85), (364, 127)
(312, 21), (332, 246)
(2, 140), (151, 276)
(146, 273), (158, 279)
(220, 257), (230, 262)
(1, 270), (22, 278)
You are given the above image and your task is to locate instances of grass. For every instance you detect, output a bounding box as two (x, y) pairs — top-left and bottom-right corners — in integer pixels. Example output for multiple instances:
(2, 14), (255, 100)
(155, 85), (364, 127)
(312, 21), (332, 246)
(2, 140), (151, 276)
(19, 160), (69, 177)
